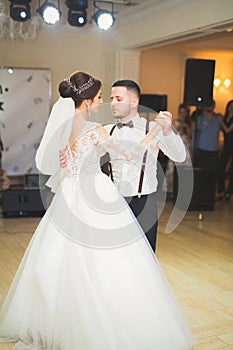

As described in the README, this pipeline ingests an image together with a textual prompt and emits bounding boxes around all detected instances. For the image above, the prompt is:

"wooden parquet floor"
[0,198,232,350]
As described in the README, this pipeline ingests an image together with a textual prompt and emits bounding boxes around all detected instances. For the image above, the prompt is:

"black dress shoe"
[218,193,225,201]
[219,193,231,201]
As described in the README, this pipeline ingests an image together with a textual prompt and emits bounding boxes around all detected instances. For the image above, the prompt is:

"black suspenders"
[108,124,117,182]
[138,119,149,197]
[108,120,150,197]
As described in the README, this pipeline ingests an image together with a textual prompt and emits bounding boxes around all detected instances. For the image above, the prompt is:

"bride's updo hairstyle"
[59,71,101,108]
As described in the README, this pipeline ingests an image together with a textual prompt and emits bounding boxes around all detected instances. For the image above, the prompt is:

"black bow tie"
[116,120,134,129]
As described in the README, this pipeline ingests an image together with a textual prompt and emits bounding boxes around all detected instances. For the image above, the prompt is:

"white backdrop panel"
[0,67,51,175]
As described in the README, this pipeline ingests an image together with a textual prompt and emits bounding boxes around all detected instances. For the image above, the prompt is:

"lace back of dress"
[66,123,104,180]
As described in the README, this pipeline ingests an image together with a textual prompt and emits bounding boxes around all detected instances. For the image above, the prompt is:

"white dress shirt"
[104,114,186,197]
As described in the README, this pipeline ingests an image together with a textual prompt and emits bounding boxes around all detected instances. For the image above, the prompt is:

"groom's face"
[110,86,134,119]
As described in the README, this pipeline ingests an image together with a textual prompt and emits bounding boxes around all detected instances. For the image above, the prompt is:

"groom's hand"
[59,148,68,168]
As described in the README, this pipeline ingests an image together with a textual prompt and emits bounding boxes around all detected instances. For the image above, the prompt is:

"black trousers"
[196,149,219,172]
[124,192,158,252]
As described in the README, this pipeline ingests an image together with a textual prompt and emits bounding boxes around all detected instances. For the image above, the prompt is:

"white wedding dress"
[0,122,195,350]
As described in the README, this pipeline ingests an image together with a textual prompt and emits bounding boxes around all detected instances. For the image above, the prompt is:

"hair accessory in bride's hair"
[65,78,94,95]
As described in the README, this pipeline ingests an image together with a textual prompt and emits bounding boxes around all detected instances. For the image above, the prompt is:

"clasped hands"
[154,111,172,136]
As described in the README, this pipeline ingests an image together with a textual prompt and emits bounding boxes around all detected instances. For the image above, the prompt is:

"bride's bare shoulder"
[95,124,109,140]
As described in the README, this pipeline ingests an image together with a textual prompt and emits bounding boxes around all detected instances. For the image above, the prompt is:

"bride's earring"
[86,101,91,117]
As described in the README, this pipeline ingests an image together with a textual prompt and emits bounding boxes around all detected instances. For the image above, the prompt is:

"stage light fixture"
[93,9,114,30]
[37,1,61,25]
[10,0,31,22]
[65,0,88,9]
[93,1,114,31]
[65,0,88,27]
[68,9,87,27]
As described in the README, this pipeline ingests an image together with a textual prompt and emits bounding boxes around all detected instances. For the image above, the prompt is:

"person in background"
[218,99,233,201]
[174,103,193,150]
[192,101,222,191]
[165,103,192,197]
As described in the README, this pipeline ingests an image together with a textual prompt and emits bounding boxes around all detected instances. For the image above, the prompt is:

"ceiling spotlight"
[65,0,88,27]
[93,9,114,30]
[65,0,88,9]
[68,9,87,27]
[93,1,114,31]
[10,0,31,22]
[37,1,61,25]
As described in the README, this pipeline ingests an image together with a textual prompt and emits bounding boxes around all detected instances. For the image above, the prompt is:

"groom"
[100,80,186,252]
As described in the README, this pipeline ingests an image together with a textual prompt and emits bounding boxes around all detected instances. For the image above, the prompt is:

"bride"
[0,71,195,349]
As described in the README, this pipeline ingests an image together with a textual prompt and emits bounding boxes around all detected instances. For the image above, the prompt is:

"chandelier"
[0,1,41,40]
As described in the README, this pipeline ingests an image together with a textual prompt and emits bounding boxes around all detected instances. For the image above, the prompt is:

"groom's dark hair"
[112,80,141,99]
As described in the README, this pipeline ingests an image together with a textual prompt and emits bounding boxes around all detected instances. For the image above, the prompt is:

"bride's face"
[90,89,103,113]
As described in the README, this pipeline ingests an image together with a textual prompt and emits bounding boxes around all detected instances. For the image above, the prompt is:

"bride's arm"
[140,111,172,146]
[140,123,162,145]
[95,124,110,141]
[95,125,138,160]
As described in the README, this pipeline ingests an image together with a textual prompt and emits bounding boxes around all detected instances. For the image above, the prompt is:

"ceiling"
[1,0,232,52]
